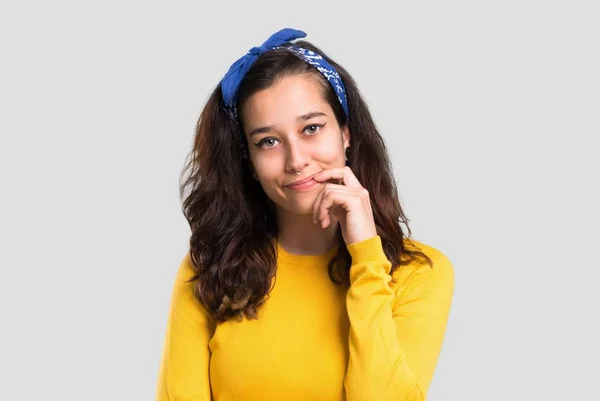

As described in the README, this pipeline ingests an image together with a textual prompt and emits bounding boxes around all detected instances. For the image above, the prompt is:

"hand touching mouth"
[285,172,320,191]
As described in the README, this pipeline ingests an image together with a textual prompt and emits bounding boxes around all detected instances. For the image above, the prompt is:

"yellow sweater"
[156,235,454,401]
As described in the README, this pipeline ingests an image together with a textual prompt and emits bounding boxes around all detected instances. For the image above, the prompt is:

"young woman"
[156,28,454,401]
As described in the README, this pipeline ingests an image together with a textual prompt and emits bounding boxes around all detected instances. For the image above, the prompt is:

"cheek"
[315,139,345,162]
[252,155,281,181]
[319,148,343,161]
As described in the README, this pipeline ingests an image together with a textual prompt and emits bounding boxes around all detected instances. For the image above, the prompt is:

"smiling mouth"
[286,172,319,187]
[286,179,318,191]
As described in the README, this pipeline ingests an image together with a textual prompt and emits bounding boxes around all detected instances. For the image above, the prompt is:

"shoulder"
[390,238,455,301]
[170,250,216,322]
[174,250,197,285]
[169,250,202,307]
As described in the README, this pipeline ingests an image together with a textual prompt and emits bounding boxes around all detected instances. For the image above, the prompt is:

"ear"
[342,125,351,148]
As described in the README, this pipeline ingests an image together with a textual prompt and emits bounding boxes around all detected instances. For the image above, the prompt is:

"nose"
[284,139,309,174]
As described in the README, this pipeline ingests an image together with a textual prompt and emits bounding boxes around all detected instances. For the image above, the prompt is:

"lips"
[286,172,318,187]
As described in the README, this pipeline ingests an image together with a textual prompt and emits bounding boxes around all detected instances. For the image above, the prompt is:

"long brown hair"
[179,40,431,323]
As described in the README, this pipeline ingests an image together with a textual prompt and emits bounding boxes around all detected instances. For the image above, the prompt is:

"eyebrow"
[247,111,327,137]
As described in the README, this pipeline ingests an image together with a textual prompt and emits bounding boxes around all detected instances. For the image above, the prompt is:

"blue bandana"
[220,28,349,123]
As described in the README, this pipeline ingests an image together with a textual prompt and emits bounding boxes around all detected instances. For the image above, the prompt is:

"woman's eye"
[254,124,324,149]
[305,123,324,135]
[255,138,279,148]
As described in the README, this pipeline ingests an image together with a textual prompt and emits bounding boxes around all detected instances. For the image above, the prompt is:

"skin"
[240,74,376,255]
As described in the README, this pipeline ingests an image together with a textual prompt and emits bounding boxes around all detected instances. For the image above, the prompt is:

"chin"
[274,197,316,216]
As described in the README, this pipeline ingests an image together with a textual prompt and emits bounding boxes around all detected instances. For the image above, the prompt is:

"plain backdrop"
[1,1,598,400]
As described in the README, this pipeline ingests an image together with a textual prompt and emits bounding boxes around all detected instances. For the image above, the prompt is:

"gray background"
[1,0,598,400]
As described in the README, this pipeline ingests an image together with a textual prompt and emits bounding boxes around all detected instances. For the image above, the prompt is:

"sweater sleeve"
[156,252,216,401]
[344,236,454,401]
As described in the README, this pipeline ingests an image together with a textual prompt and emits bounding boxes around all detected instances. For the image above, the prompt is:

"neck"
[275,207,339,255]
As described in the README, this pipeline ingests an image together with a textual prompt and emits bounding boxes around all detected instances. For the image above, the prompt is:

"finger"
[313,166,362,188]
[339,166,363,188]
[312,183,332,223]
[319,189,349,227]
[318,189,356,226]
[313,169,344,185]
[313,184,352,224]
[312,186,325,224]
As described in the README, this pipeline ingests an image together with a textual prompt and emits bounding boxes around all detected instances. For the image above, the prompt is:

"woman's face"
[240,74,350,217]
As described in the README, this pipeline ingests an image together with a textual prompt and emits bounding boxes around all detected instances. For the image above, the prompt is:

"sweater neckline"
[275,241,339,265]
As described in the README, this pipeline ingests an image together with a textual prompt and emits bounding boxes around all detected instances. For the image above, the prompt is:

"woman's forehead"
[241,75,331,125]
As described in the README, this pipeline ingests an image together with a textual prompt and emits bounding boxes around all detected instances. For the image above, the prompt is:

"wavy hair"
[179,40,432,323]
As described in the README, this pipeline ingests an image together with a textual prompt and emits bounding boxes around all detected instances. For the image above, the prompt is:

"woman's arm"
[344,236,454,401]
[156,252,215,401]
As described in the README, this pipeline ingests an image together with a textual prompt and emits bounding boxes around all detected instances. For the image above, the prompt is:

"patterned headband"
[220,28,350,123]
